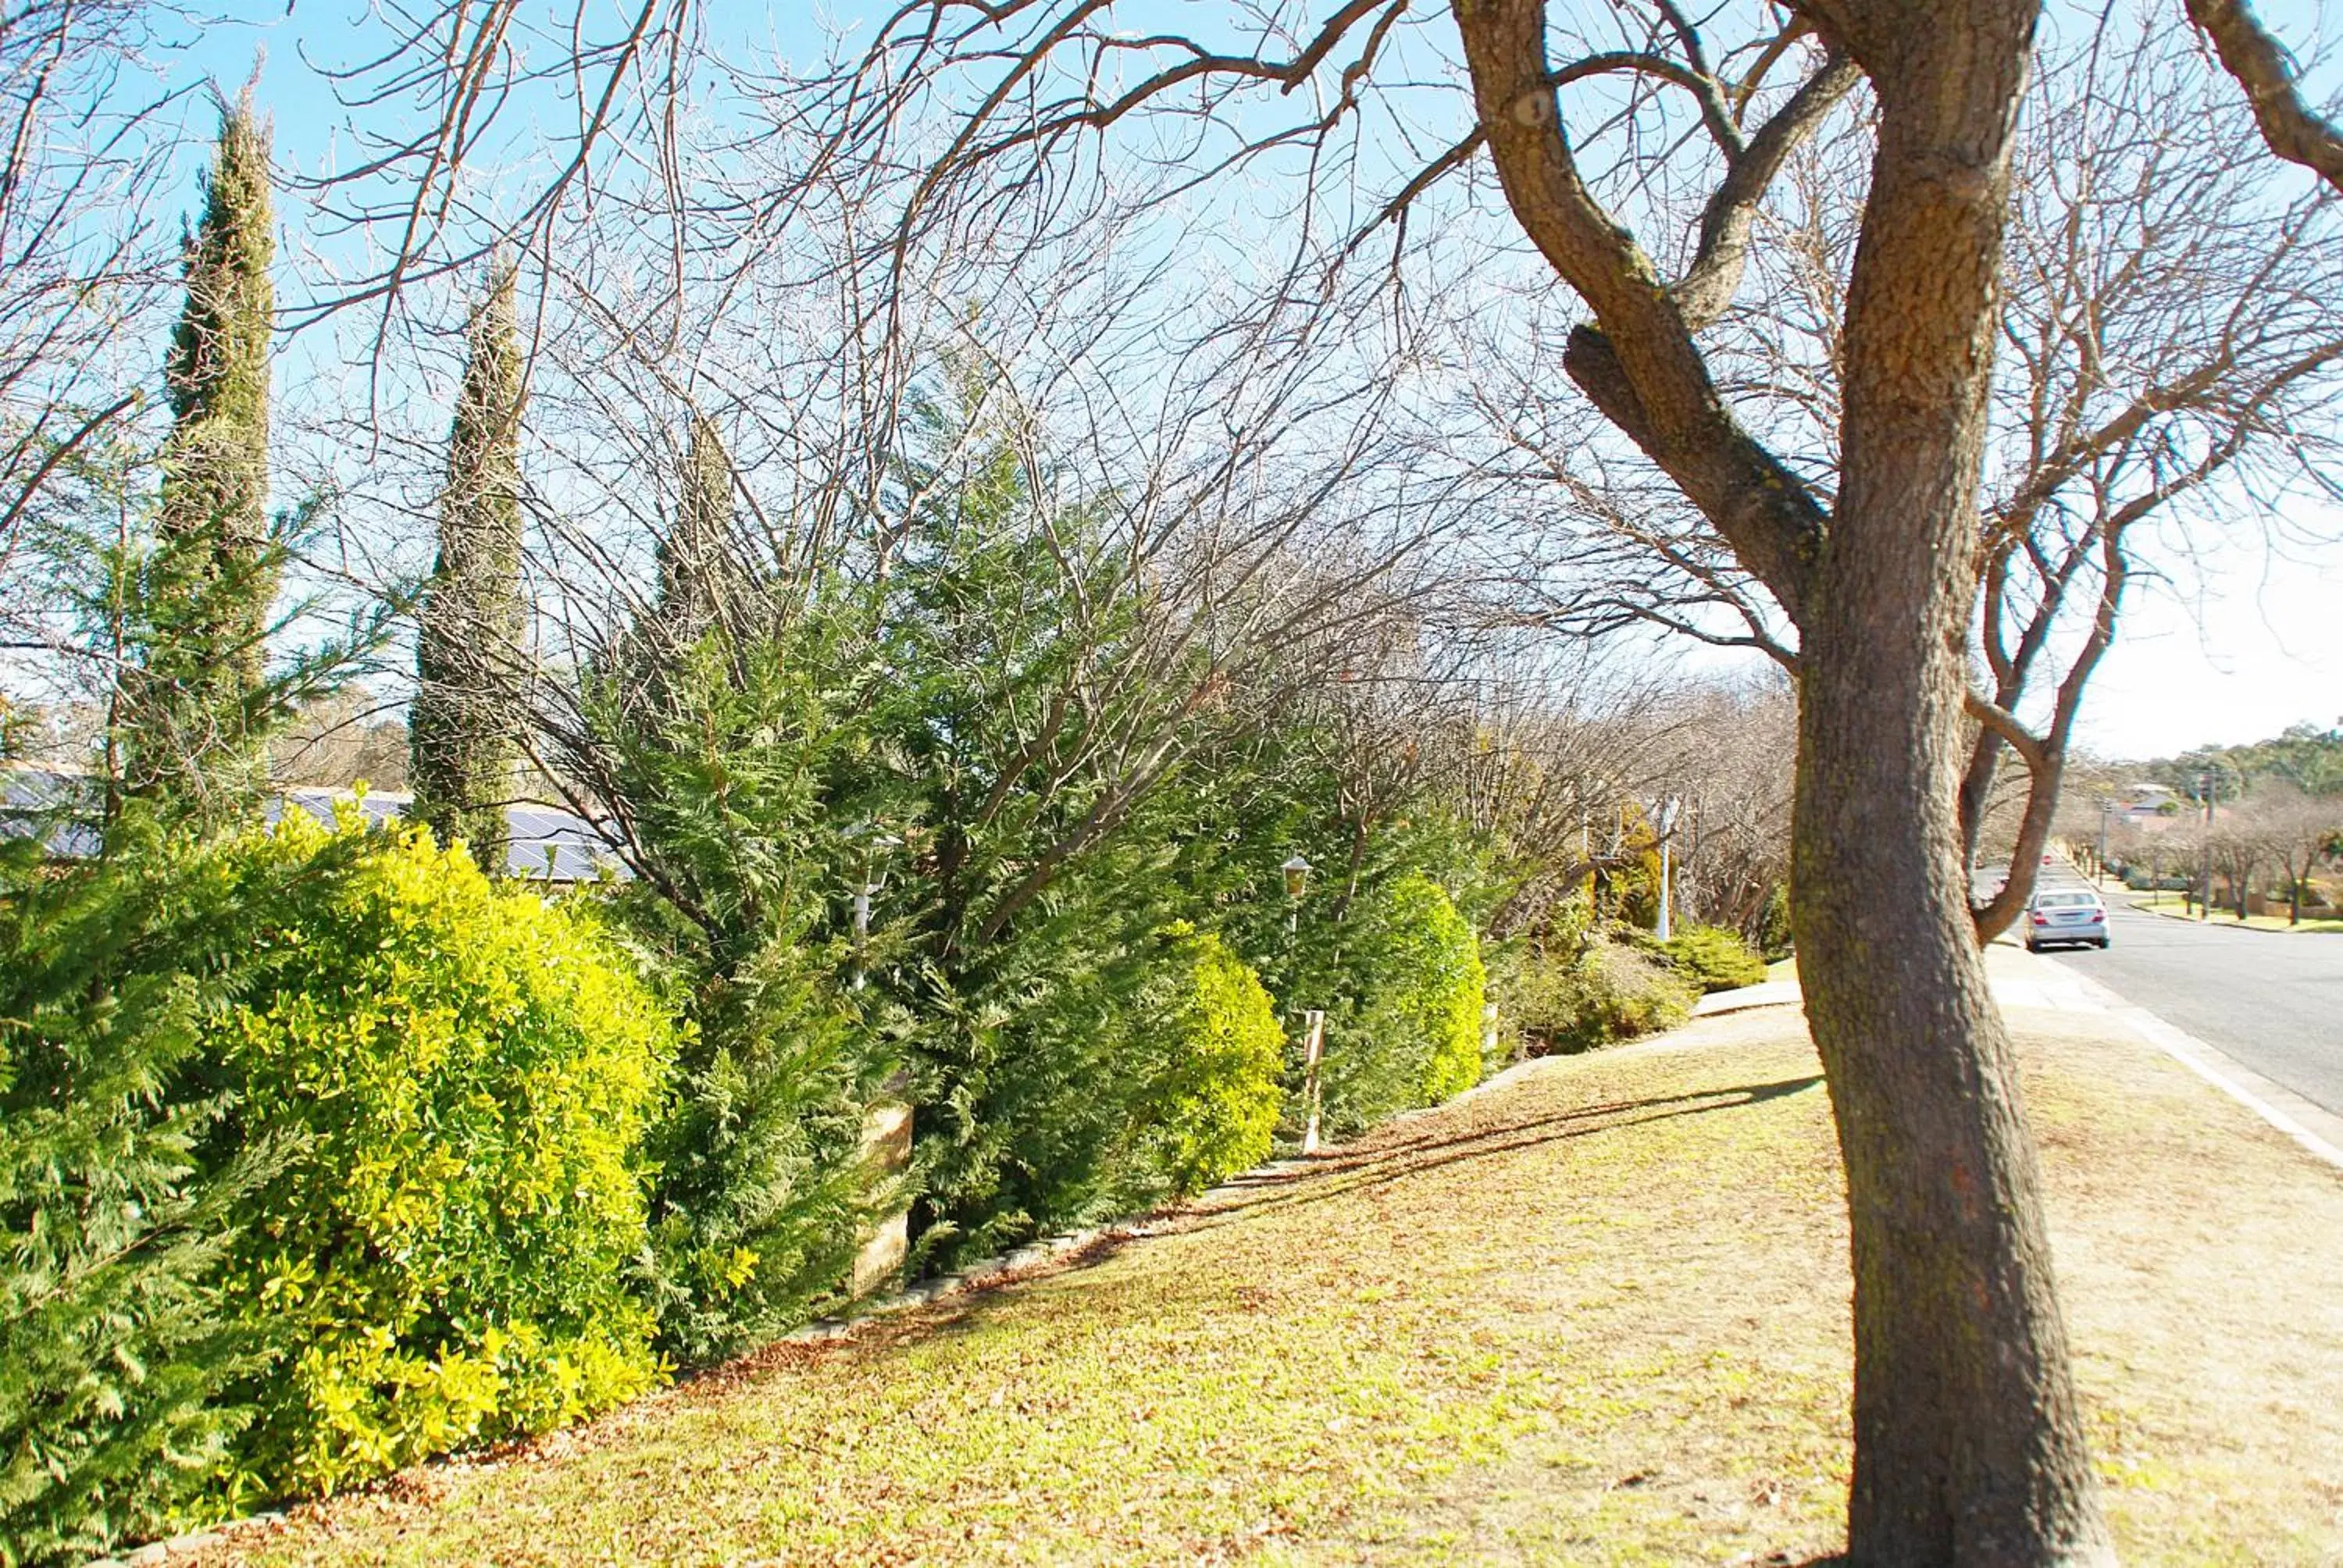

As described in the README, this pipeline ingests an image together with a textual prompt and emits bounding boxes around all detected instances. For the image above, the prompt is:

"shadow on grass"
[760,1074,1825,1367]
[1176,1074,1826,1234]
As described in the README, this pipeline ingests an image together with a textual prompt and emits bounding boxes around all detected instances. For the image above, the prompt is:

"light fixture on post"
[1282,852,1313,935]
[1652,796,1681,943]
[851,825,904,990]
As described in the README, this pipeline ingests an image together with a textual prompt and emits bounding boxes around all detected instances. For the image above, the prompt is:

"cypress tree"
[123,94,276,811]
[655,412,743,641]
[409,262,528,864]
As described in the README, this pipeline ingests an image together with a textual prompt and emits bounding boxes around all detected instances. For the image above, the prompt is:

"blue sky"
[155,0,2343,763]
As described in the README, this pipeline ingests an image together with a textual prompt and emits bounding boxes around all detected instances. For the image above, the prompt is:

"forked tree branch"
[2186,0,2343,194]
[1454,0,1831,624]
[1673,52,1861,331]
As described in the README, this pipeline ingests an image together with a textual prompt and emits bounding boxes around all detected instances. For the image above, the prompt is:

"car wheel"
[2025,941,2041,953]
[2096,939,2109,950]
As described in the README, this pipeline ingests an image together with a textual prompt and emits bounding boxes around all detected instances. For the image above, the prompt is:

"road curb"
[2117,893,2343,935]
[2053,963,2343,1174]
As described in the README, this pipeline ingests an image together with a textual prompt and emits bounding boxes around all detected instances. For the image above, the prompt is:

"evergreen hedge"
[1315,873,1487,1134]
[1,811,679,1559]
[1,833,263,1565]
[207,808,673,1502]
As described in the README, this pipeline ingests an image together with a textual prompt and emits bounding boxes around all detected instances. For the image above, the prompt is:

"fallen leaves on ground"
[193,999,2342,1566]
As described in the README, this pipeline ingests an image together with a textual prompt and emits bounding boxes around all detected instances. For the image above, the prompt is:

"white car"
[2025,889,2110,952]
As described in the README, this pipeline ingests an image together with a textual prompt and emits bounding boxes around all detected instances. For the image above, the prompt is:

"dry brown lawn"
[181,991,2343,1566]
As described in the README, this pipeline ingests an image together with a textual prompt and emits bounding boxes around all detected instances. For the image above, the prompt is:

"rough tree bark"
[1455,0,2113,1559]
[1795,8,2109,1548]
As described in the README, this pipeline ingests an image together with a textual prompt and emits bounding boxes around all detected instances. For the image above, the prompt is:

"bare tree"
[1653,679,1796,939]
[1956,33,2343,937]
[473,202,1503,953]
[0,9,204,751]
[1476,22,2343,943]
[2206,804,2266,919]
[2242,782,2340,924]
[0,5,190,554]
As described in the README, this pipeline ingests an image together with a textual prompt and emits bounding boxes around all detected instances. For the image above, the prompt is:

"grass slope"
[196,1001,2342,1566]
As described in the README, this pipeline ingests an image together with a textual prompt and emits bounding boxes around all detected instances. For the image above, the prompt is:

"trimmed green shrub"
[929,913,1286,1258]
[1496,937,1696,1057]
[1124,926,1285,1198]
[0,832,268,1565]
[1655,922,1768,993]
[1316,873,1487,1133]
[1560,942,1696,1051]
[1484,938,1585,1059]
[206,807,674,1502]
[580,629,897,1363]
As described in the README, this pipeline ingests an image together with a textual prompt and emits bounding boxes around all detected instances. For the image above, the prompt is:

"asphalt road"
[2006,864,2343,1117]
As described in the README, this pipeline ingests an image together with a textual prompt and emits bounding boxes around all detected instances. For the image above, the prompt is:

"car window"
[2032,893,2095,908]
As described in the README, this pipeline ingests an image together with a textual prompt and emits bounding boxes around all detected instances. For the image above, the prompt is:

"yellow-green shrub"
[1318,874,1487,1131]
[1646,921,1769,993]
[1132,926,1285,1197]
[205,808,674,1502]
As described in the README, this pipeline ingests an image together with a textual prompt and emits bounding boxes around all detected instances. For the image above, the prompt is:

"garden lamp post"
[1652,796,1681,942]
[1280,852,1327,1154]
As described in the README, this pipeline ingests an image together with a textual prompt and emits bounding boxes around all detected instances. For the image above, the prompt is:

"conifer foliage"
[0,831,269,1565]
[121,95,276,813]
[657,414,744,643]
[410,262,529,862]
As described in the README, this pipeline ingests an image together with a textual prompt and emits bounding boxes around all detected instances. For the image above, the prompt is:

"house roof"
[0,768,629,883]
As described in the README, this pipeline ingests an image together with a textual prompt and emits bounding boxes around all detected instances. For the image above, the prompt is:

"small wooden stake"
[1300,1009,1327,1156]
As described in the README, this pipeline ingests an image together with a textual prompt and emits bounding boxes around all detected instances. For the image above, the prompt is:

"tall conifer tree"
[123,94,276,810]
[409,262,528,863]
[655,412,742,640]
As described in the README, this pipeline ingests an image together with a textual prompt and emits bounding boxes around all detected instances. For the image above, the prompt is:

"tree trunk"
[1793,9,2114,1557]
[1796,625,2111,1566]
[1450,0,2113,1553]
[1957,729,2001,871]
